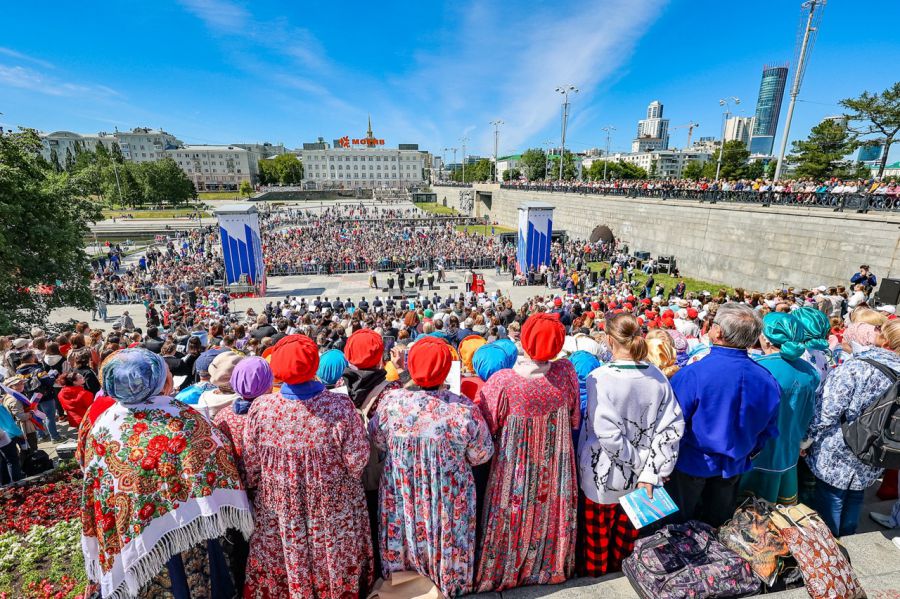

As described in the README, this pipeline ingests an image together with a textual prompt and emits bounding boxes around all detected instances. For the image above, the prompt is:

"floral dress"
[368,389,493,598]
[475,360,580,592]
[242,390,373,598]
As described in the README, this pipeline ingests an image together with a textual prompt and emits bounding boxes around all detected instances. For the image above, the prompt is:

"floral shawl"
[77,396,253,598]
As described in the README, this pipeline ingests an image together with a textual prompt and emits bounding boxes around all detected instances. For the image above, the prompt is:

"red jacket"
[57,385,95,428]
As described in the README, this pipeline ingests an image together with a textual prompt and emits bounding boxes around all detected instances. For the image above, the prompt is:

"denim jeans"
[814,477,865,537]
[0,442,23,485]
[38,399,61,440]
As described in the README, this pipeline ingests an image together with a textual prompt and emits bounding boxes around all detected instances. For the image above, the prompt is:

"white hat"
[816,285,828,292]
[878,305,897,314]
[12,338,29,349]
[691,300,702,308]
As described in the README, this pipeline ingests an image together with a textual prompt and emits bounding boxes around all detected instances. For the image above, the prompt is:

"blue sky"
[2,0,898,160]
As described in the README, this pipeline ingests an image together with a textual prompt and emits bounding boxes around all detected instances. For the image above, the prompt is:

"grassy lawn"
[455,224,515,235]
[102,208,210,219]
[413,202,459,216]
[588,261,735,296]
[199,191,245,200]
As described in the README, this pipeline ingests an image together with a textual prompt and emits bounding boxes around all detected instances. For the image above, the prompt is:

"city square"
[4,1,900,598]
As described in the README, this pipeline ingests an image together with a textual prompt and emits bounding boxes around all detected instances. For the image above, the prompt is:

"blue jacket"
[671,345,781,478]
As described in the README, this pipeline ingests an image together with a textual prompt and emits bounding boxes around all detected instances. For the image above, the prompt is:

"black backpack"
[21,449,54,477]
[841,358,900,468]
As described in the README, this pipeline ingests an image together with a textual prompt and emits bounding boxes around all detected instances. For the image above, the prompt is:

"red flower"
[92,440,106,456]
[138,502,155,520]
[167,419,185,432]
[101,514,116,532]
[134,411,147,419]
[147,434,169,455]
[205,471,216,485]
[140,455,159,471]
[167,435,187,454]
[132,422,148,434]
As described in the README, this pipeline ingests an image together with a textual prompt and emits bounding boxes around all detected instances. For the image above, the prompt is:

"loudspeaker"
[876,278,900,306]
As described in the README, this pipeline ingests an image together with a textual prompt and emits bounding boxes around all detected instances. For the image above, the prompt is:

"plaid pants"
[581,495,638,577]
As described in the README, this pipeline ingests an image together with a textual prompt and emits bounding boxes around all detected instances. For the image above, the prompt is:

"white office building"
[632,100,670,152]
[166,145,259,191]
[724,116,753,147]
[113,128,181,163]
[495,154,523,181]
[299,146,426,189]
[610,149,711,179]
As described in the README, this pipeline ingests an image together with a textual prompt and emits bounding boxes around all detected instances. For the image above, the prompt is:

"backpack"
[840,358,900,468]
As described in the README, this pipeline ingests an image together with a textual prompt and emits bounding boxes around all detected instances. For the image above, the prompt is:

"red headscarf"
[269,335,319,384]
[521,312,565,361]
[345,329,384,369]
[408,336,452,388]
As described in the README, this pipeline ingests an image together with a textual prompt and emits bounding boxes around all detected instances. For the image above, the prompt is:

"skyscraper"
[749,64,788,155]
[632,100,670,152]
[724,116,753,147]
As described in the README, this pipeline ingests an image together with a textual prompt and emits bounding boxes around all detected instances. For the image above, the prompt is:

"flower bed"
[0,464,91,598]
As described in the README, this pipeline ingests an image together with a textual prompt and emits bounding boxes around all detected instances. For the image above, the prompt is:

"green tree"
[745,159,765,179]
[586,160,647,180]
[64,147,75,171]
[139,158,196,206]
[239,180,254,198]
[271,153,304,184]
[682,160,704,181]
[789,119,857,180]
[502,168,521,181]
[110,142,125,164]
[766,160,778,179]
[95,142,110,163]
[257,159,276,185]
[548,151,577,180]
[701,140,751,179]
[519,148,547,181]
[841,82,900,179]
[49,148,61,172]
[649,158,658,179]
[0,129,102,333]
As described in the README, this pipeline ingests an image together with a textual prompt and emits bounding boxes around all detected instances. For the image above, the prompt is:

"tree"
[49,148,61,172]
[271,153,303,184]
[110,141,125,164]
[502,168,521,182]
[257,159,276,185]
[239,180,253,198]
[64,147,75,171]
[701,140,751,180]
[586,160,647,180]
[682,160,704,181]
[841,81,900,179]
[139,158,196,206]
[0,129,102,333]
[548,151,578,180]
[519,148,547,181]
[786,118,858,180]
[95,142,110,163]
[649,158,658,179]
[766,160,778,179]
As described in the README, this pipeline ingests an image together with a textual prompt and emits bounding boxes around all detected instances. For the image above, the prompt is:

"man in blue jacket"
[665,303,780,527]
[850,265,877,292]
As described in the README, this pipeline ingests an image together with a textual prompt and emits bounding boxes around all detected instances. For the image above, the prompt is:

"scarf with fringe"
[77,396,253,599]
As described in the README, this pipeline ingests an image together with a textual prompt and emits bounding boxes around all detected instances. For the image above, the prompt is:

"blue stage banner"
[215,204,265,292]
[517,203,554,274]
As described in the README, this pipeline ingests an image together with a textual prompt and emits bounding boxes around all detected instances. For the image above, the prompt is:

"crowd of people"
[2,249,898,597]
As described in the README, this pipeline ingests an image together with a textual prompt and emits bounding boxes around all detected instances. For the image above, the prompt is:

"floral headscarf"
[99,348,167,404]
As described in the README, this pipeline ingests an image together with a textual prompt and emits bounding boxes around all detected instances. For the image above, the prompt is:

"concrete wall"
[443,184,900,292]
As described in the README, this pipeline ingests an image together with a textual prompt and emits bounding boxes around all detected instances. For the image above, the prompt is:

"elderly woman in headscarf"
[476,313,580,592]
[461,341,517,402]
[241,335,373,598]
[317,349,349,391]
[795,306,834,382]
[739,313,820,504]
[77,348,252,599]
[214,356,273,473]
[197,350,244,419]
[369,336,493,597]
[459,334,487,378]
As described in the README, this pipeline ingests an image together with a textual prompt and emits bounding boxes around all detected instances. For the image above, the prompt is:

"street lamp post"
[715,97,740,182]
[555,85,578,181]
[601,125,616,180]
[442,147,452,182]
[489,120,504,182]
[543,141,554,181]
[460,136,469,183]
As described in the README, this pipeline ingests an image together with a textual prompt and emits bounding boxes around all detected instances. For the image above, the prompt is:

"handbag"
[718,498,791,587]
[366,571,445,599]
[622,520,760,599]
[769,504,866,599]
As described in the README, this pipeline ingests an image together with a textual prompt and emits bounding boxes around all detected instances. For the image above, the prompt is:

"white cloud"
[0,47,54,70]
[178,0,249,32]
[0,64,120,100]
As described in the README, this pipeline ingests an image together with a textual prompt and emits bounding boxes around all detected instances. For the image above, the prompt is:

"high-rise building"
[749,64,788,155]
[858,142,883,163]
[724,116,753,147]
[632,100,670,152]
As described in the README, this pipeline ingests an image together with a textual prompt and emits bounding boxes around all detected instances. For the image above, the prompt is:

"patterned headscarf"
[100,348,167,404]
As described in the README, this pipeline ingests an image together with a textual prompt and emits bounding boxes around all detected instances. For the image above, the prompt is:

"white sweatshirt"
[578,360,685,504]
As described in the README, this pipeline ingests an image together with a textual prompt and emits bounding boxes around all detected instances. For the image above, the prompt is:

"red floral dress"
[475,360,580,592]
[242,390,373,598]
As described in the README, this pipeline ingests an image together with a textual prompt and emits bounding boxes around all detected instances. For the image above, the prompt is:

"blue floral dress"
[368,389,493,597]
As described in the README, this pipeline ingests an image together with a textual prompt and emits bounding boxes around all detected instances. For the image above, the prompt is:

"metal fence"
[433,182,473,188]
[266,256,499,277]
[499,184,899,213]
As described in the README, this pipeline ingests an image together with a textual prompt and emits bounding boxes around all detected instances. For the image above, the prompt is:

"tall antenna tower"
[773,0,826,182]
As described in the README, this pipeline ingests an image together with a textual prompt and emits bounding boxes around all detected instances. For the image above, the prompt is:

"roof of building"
[174,145,249,152]
[498,154,522,161]
[214,203,258,215]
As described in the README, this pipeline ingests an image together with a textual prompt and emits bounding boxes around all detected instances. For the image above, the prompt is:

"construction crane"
[671,122,700,149]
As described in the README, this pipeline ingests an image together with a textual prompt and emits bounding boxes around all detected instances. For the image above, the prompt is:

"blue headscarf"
[794,306,831,351]
[569,350,602,383]
[317,349,349,387]
[762,312,806,361]
[472,342,517,382]
[100,348,168,404]
[493,338,519,362]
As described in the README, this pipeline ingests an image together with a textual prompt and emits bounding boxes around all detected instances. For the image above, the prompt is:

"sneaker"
[869,511,897,529]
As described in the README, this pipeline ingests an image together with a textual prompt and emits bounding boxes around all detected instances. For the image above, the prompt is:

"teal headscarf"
[473,342,517,381]
[762,312,806,361]
[100,347,168,404]
[316,349,349,387]
[794,306,830,351]
[494,338,518,362]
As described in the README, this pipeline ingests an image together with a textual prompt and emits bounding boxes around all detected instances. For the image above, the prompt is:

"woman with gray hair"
[663,303,782,527]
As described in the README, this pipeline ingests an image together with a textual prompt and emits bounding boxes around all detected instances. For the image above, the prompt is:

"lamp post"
[543,140,554,181]
[600,125,616,180]
[555,85,578,181]
[442,147,452,181]
[460,136,469,183]
[715,97,740,182]
[490,120,504,182]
